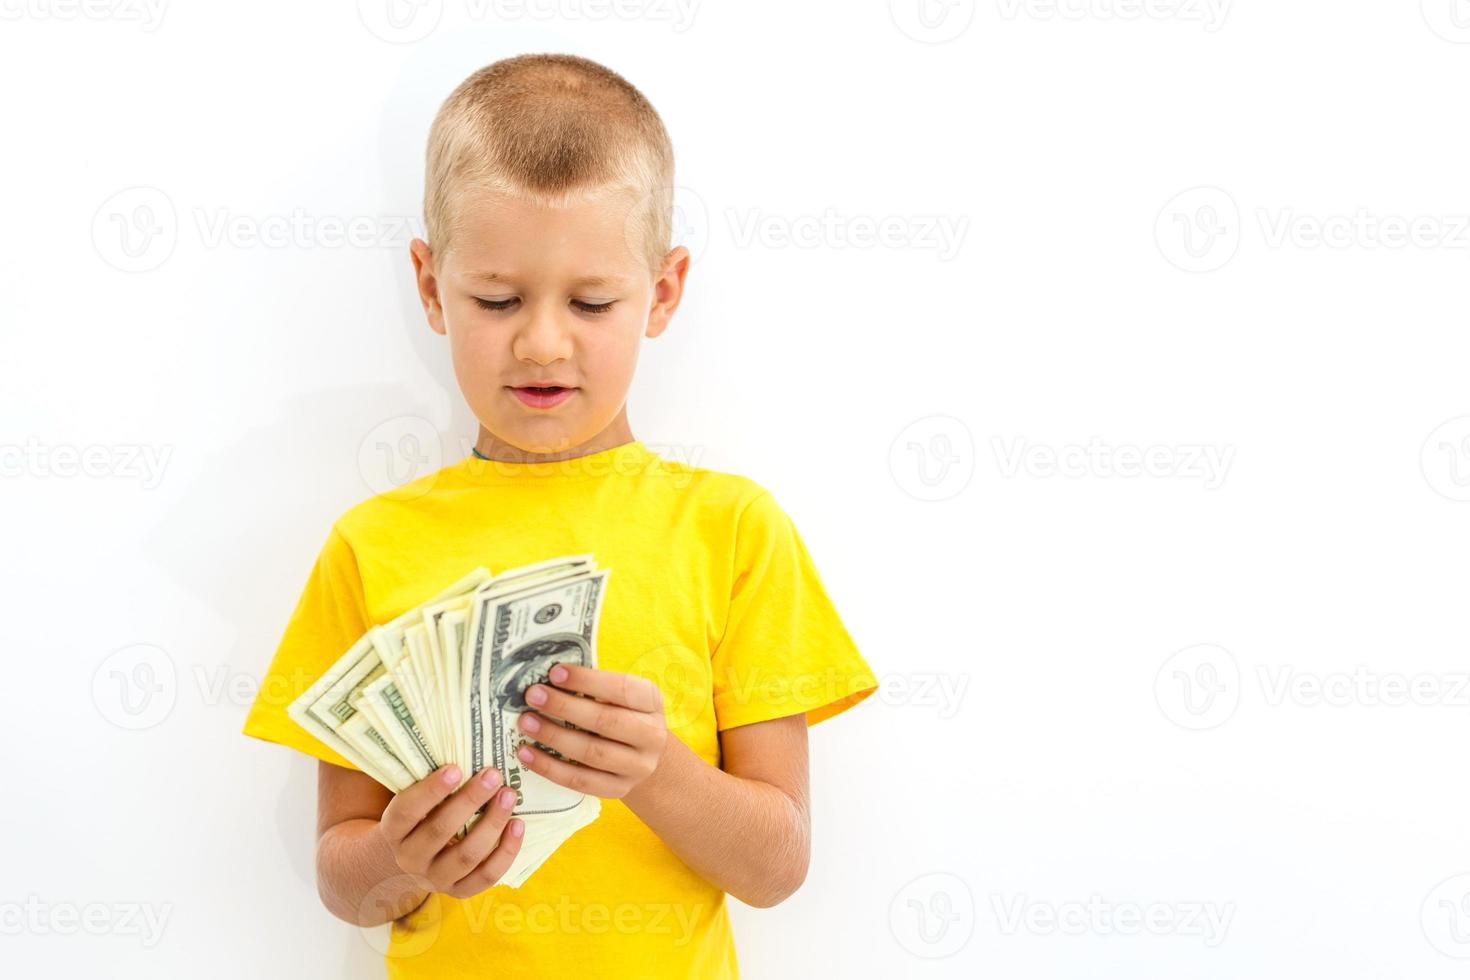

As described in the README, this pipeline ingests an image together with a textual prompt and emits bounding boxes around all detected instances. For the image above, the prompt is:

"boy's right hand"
[377,765,526,899]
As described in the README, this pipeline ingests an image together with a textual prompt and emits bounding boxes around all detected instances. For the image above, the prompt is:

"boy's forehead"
[447,188,643,280]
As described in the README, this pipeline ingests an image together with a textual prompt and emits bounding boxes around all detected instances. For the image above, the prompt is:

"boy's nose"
[512,307,575,363]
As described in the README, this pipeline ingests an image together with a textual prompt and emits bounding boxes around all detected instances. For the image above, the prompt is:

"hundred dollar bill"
[287,568,491,785]
[464,567,611,817]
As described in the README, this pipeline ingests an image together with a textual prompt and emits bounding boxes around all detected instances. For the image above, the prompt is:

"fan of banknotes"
[287,554,611,889]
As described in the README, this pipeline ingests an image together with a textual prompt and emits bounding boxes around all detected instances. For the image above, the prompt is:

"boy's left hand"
[514,663,668,799]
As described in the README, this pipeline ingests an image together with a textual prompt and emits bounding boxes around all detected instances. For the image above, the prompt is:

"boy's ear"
[646,245,691,340]
[409,238,447,336]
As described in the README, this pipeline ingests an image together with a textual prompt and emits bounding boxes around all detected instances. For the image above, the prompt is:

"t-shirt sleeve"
[241,522,370,771]
[711,489,878,731]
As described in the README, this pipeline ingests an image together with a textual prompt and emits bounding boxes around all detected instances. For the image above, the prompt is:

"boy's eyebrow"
[466,271,630,288]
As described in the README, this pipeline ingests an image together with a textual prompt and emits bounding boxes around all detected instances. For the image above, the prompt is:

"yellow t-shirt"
[241,439,878,979]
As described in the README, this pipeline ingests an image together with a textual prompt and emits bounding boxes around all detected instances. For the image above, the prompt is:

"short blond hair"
[423,53,675,279]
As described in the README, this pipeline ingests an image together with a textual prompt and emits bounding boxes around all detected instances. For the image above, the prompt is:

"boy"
[242,53,877,978]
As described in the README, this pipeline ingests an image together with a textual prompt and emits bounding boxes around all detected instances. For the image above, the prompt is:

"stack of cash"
[288,555,611,889]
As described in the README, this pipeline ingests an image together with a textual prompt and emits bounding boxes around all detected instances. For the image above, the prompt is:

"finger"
[427,783,518,885]
[515,740,624,797]
[518,711,643,774]
[380,765,462,845]
[447,818,527,899]
[542,663,664,714]
[523,683,658,747]
[399,767,503,865]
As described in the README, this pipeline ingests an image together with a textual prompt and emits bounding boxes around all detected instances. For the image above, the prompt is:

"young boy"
[242,53,877,978]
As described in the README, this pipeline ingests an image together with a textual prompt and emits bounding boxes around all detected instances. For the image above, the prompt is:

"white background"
[4,1,1470,977]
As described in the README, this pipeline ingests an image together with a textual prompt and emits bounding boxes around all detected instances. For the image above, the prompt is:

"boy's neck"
[471,420,637,464]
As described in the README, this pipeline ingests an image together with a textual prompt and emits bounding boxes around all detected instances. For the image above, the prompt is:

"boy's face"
[410,187,688,458]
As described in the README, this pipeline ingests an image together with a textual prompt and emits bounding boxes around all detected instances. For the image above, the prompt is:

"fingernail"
[517,745,534,765]
[550,665,568,684]
[520,714,540,733]
[443,766,461,786]
[527,686,547,705]
[510,819,525,838]
[479,768,501,790]
[499,788,517,809]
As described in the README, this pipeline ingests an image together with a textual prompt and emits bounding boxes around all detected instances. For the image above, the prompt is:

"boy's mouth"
[508,384,577,409]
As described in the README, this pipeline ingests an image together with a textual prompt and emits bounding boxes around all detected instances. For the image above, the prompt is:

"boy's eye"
[472,297,616,315]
